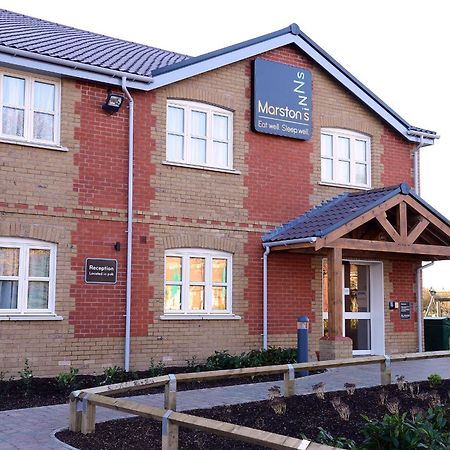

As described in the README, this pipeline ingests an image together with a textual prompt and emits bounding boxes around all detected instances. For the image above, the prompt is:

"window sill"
[0,314,63,321]
[162,160,241,175]
[0,137,68,152]
[318,181,371,191]
[160,314,241,321]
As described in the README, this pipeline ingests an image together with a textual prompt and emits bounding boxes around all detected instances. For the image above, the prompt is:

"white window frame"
[166,100,233,170]
[0,237,57,317]
[320,128,371,189]
[0,70,61,146]
[163,248,233,317]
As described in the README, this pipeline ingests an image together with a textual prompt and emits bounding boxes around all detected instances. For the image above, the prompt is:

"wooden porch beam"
[327,247,343,337]
[407,218,429,244]
[399,202,408,243]
[375,212,401,242]
[331,238,450,257]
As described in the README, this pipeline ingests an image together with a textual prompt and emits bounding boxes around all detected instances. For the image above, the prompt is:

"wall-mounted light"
[102,91,125,113]
[114,242,121,251]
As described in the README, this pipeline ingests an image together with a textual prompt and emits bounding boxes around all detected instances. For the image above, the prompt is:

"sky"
[1,0,449,289]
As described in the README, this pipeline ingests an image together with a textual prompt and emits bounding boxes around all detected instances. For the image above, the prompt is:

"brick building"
[1,10,449,376]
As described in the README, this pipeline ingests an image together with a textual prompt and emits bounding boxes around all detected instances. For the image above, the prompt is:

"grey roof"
[0,9,189,76]
[263,184,407,243]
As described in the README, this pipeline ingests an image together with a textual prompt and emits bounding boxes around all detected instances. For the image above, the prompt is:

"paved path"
[0,357,448,449]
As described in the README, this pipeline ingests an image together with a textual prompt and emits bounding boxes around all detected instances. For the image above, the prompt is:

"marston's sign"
[85,258,117,284]
[253,58,312,140]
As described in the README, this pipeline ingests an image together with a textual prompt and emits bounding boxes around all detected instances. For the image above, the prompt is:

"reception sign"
[253,58,312,140]
[85,258,117,284]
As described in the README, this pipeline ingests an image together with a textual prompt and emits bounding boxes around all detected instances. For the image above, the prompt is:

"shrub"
[148,358,166,377]
[315,428,356,449]
[204,350,240,371]
[18,359,33,394]
[101,366,126,385]
[428,373,443,388]
[56,367,79,391]
[361,405,449,449]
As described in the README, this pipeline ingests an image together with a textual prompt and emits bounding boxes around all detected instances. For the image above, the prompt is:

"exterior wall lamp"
[102,91,125,113]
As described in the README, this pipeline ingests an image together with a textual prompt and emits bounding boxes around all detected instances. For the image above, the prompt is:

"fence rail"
[69,350,449,449]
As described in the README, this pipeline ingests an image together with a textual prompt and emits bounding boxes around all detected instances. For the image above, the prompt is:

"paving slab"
[0,357,448,449]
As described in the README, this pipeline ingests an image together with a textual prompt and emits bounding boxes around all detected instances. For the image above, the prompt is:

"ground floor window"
[0,237,56,315]
[164,248,232,315]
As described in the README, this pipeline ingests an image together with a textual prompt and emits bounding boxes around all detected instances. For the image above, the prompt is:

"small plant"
[428,373,442,388]
[427,390,442,408]
[386,397,400,415]
[56,367,79,391]
[267,385,281,400]
[335,401,351,421]
[267,385,286,415]
[330,396,341,409]
[396,375,407,391]
[18,359,33,394]
[344,382,356,395]
[312,382,325,400]
[148,358,166,377]
[379,389,388,405]
[315,428,356,449]
[186,356,199,371]
[101,365,126,385]
[408,382,420,398]
[409,406,424,418]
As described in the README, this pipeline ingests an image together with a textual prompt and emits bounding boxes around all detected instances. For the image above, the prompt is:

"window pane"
[189,285,204,310]
[355,163,368,185]
[191,111,207,137]
[167,106,184,134]
[0,280,18,309]
[164,285,181,310]
[34,82,55,112]
[191,138,206,164]
[189,257,205,282]
[355,139,367,161]
[33,113,54,141]
[212,286,227,310]
[337,137,350,159]
[2,107,24,137]
[321,158,333,181]
[213,142,228,167]
[29,249,50,277]
[321,134,333,157]
[166,256,182,282]
[0,247,19,276]
[3,76,25,106]
[167,134,184,161]
[213,115,228,141]
[212,259,227,283]
[337,160,350,183]
[27,281,49,309]
[345,319,371,351]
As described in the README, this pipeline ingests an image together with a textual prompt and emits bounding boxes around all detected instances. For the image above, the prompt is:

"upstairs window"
[0,72,60,145]
[166,100,233,170]
[164,249,232,315]
[0,238,57,315]
[321,128,371,188]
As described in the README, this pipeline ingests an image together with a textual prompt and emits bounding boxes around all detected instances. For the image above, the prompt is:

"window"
[0,71,60,145]
[164,249,232,315]
[0,238,57,316]
[166,100,233,170]
[321,129,370,188]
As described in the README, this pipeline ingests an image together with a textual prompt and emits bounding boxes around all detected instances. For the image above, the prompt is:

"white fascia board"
[0,53,150,90]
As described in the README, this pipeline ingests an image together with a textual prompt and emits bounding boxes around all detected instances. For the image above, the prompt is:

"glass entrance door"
[344,263,371,355]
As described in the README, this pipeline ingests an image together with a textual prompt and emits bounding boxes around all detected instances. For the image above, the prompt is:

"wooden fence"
[68,350,449,449]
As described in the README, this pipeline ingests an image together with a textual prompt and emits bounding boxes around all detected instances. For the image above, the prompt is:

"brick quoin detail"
[267,252,315,335]
[389,259,417,332]
[381,126,414,186]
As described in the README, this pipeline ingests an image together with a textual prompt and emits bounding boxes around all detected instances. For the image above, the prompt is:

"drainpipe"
[121,77,134,372]
[407,130,440,194]
[416,261,434,352]
[262,237,317,350]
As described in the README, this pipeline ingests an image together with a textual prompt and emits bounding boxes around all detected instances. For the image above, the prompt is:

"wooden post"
[164,374,177,411]
[380,355,392,386]
[80,396,96,434]
[161,410,178,450]
[327,247,343,337]
[69,396,82,432]
[283,364,295,397]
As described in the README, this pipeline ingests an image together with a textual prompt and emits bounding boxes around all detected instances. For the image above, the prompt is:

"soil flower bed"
[56,379,449,449]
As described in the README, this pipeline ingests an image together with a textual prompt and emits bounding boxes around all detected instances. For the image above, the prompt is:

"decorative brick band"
[0,221,65,243]
[319,114,374,137]
[162,232,238,254]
